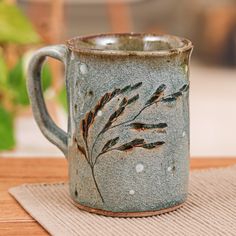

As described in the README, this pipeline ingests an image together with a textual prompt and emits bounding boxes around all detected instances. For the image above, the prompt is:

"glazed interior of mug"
[67,33,192,54]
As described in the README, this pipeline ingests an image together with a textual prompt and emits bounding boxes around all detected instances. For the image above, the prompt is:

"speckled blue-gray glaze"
[28,33,193,216]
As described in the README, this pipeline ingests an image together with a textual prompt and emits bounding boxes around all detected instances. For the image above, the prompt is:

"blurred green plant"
[0,1,40,44]
[8,58,52,106]
[58,87,68,111]
[0,1,67,151]
[0,1,45,151]
[0,104,15,150]
[0,50,53,151]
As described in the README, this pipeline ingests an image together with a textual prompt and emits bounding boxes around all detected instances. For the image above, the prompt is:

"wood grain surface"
[0,157,236,235]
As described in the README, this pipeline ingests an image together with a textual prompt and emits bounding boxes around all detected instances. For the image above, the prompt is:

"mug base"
[72,200,185,218]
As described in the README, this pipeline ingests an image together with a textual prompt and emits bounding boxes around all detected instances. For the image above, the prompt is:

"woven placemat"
[9,165,236,236]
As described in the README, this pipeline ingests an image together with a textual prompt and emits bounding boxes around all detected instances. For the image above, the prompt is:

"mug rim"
[66,32,193,56]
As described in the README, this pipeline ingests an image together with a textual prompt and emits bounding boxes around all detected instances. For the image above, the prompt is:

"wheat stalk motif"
[75,82,189,202]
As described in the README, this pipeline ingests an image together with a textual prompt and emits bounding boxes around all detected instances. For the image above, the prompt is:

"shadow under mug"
[27,33,193,217]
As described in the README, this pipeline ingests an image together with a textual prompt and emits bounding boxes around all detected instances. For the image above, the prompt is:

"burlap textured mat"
[9,165,236,236]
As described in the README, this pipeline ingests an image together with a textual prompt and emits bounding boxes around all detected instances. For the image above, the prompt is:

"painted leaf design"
[161,83,189,103]
[93,82,142,117]
[119,97,128,107]
[93,82,141,118]
[94,87,120,117]
[94,104,101,116]
[102,137,119,152]
[119,94,139,108]
[127,94,139,105]
[109,106,125,122]
[154,84,167,94]
[111,88,121,98]
[100,93,111,107]
[82,119,87,139]
[77,143,86,157]
[86,111,94,128]
[77,143,86,156]
[130,82,142,90]
[120,85,131,93]
[162,91,183,103]
[77,81,174,203]
[161,96,176,103]
[172,91,182,98]
[74,137,86,156]
[116,139,145,151]
[129,122,167,130]
[94,93,110,116]
[102,121,112,133]
[179,84,189,93]
[81,111,94,139]
[119,82,142,94]
[101,106,125,133]
[142,141,165,149]
[145,84,166,106]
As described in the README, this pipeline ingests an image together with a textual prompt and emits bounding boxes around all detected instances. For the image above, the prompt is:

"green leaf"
[0,105,15,150]
[41,63,52,91]
[7,58,52,106]
[0,2,40,44]
[0,53,7,85]
[58,87,67,111]
[0,52,13,106]
[8,58,29,106]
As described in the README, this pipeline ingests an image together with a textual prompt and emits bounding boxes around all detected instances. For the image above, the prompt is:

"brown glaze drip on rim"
[66,33,193,56]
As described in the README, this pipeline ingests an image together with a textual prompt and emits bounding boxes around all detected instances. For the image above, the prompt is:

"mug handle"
[27,45,69,157]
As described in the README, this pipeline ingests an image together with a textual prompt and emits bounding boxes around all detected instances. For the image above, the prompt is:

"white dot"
[80,64,88,75]
[71,52,75,60]
[167,166,172,172]
[135,164,144,173]
[185,65,188,73]
[182,131,186,137]
[129,190,135,195]
[97,110,102,116]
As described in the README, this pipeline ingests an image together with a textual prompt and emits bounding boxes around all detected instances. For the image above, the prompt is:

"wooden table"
[1,158,236,235]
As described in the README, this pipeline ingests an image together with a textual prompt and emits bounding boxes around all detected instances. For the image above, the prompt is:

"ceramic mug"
[28,33,193,217]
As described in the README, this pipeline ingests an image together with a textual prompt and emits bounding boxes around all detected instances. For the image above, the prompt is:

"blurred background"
[0,0,235,158]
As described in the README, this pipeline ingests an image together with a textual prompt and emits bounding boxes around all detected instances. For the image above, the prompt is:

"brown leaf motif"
[142,141,165,149]
[161,84,189,103]
[102,137,119,152]
[127,94,139,105]
[101,106,125,133]
[129,122,167,131]
[76,81,188,203]
[116,139,145,151]
[145,84,166,106]
[115,139,165,151]
[82,119,87,139]
[130,82,142,90]
[74,137,87,156]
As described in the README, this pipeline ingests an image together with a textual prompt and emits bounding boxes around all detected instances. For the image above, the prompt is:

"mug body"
[66,34,193,216]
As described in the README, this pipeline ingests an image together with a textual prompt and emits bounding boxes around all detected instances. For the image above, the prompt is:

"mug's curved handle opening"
[27,45,69,157]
